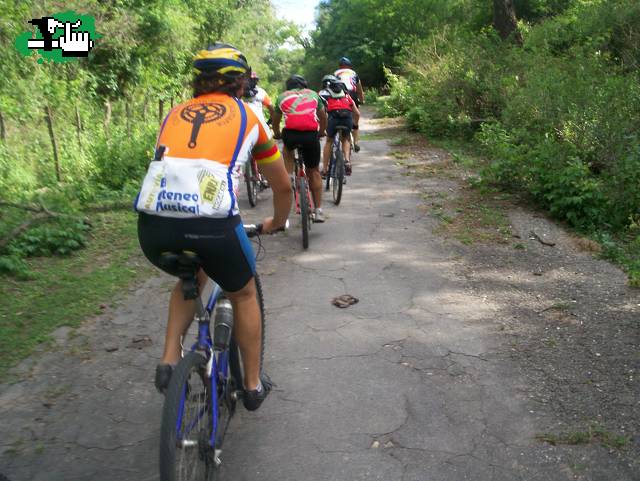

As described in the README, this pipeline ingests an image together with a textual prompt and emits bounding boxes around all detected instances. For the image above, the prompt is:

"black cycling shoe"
[154,364,174,394]
[354,143,361,152]
[345,161,352,176]
[243,374,273,411]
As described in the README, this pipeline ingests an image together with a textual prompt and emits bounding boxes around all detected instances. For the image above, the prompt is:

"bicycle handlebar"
[244,220,289,238]
[244,224,263,238]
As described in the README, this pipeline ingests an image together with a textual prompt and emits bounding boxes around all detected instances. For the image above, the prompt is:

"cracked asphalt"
[0,110,635,480]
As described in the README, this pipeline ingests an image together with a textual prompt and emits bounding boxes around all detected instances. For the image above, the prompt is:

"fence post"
[0,110,6,141]
[158,98,164,125]
[104,100,112,135]
[44,105,61,182]
[142,95,148,122]
[75,104,82,147]
[126,98,132,135]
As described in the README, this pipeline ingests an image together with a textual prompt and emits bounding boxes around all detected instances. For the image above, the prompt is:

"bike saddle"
[158,251,202,300]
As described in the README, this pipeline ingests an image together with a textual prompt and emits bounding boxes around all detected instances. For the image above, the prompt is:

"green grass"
[389,135,411,146]
[0,211,153,381]
[360,131,392,141]
[536,424,632,449]
[414,132,640,287]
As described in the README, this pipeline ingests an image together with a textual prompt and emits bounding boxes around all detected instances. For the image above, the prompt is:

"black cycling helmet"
[193,43,250,77]
[286,74,307,90]
[322,74,339,89]
[329,79,345,94]
[339,56,353,67]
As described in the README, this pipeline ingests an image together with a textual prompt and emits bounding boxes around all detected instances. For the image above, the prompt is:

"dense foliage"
[307,0,639,281]
[0,0,304,275]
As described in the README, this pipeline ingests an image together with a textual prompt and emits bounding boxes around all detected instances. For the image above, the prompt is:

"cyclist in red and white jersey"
[272,75,328,222]
[334,57,364,151]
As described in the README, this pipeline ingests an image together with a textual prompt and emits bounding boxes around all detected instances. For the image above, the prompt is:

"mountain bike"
[292,146,315,250]
[324,126,352,206]
[158,224,265,481]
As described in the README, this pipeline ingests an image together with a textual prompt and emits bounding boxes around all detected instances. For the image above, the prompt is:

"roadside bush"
[386,29,513,138]
[386,1,640,234]
[91,124,157,190]
[8,219,89,258]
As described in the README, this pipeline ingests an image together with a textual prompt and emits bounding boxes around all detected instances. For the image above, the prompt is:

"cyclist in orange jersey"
[135,43,291,411]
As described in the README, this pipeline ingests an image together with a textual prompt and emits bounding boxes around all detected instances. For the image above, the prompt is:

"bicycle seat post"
[158,251,209,323]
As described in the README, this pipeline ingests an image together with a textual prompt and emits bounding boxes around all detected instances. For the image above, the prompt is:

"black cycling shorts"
[282,129,321,169]
[137,213,255,293]
[327,111,353,138]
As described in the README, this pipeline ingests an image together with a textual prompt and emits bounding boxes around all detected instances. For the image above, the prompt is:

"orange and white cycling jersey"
[135,93,280,219]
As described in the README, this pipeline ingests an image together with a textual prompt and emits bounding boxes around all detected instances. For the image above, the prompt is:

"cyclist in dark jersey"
[320,75,360,176]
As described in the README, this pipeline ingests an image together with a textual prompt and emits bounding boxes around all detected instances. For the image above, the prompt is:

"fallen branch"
[0,212,51,250]
[85,202,133,213]
[0,200,132,214]
[0,201,50,214]
[0,201,90,251]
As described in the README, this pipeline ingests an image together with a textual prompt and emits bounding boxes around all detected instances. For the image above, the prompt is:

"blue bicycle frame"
[176,282,229,451]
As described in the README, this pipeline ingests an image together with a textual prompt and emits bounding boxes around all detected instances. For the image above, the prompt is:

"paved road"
[1,112,574,480]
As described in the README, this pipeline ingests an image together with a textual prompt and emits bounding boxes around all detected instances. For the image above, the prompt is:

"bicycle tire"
[299,177,310,249]
[332,147,344,205]
[245,162,258,208]
[325,147,334,192]
[159,351,213,481]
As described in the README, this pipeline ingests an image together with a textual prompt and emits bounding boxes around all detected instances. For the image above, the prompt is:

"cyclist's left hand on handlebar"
[319,131,327,138]
[261,217,288,234]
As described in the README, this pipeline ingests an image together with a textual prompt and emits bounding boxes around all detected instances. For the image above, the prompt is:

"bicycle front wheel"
[298,177,310,249]
[159,352,214,481]
[332,147,344,205]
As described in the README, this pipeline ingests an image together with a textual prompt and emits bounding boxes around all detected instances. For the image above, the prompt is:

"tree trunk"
[44,105,61,182]
[493,0,523,45]
[0,110,6,141]
[104,100,112,135]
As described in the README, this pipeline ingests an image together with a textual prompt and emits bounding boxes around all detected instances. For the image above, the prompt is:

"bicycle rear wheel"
[160,351,214,481]
[298,177,310,249]
[332,147,344,205]
[325,148,334,192]
[245,162,259,207]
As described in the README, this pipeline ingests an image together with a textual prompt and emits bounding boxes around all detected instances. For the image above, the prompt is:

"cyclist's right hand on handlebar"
[273,132,282,140]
